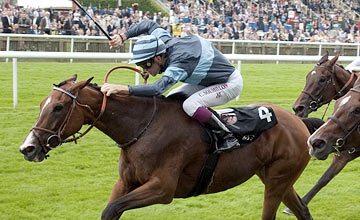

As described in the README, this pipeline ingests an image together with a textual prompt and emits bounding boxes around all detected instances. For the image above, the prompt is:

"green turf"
[0,62,359,220]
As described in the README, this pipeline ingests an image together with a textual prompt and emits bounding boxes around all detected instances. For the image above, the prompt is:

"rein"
[328,87,360,155]
[116,96,157,148]
[32,66,147,153]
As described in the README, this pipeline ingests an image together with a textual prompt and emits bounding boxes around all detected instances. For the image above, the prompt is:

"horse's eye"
[53,105,63,112]
[353,107,360,115]
[319,77,327,83]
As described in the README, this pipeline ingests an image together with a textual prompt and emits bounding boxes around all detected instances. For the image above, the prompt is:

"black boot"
[204,113,240,152]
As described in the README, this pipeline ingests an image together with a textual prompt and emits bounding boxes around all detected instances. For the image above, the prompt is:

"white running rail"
[0,51,358,108]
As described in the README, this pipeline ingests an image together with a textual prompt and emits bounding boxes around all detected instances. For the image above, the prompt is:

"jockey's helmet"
[129,35,166,64]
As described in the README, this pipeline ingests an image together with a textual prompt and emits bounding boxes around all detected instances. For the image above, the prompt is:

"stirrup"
[216,134,240,152]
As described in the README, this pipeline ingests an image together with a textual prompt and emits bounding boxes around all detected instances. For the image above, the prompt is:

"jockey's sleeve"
[128,76,177,96]
[126,20,172,43]
[126,20,161,39]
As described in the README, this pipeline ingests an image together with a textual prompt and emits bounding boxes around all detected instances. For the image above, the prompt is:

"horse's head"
[293,52,339,117]
[308,77,360,160]
[19,75,94,162]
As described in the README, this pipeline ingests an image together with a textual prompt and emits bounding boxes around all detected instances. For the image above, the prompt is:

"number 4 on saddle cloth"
[215,106,278,144]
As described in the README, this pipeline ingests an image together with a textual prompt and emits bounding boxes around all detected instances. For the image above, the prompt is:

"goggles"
[137,59,154,69]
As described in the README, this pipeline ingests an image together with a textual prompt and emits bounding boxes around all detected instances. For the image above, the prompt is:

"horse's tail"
[301,117,325,134]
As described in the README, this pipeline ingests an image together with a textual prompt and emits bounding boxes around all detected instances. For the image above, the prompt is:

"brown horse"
[308,77,360,160]
[287,53,360,214]
[293,53,358,118]
[20,75,317,220]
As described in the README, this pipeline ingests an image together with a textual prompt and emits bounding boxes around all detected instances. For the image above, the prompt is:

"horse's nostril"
[294,105,305,113]
[23,146,35,154]
[312,139,326,149]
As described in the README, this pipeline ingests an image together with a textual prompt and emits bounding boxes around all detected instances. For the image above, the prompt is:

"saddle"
[167,92,278,143]
[215,105,278,145]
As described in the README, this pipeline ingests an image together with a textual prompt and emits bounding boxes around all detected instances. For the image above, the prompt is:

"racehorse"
[286,53,360,214]
[19,75,319,220]
[308,77,360,161]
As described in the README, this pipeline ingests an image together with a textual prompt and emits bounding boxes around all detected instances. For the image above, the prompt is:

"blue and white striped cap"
[129,35,167,64]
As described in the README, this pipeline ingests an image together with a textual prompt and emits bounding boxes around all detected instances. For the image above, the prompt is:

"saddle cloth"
[215,106,278,144]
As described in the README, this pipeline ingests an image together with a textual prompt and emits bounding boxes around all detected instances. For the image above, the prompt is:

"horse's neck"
[96,95,173,145]
[334,65,355,88]
[79,87,194,147]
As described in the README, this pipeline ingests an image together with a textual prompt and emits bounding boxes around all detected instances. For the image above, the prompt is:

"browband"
[53,87,77,99]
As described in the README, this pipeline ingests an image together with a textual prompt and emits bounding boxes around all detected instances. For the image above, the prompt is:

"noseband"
[302,65,358,111]
[328,87,360,155]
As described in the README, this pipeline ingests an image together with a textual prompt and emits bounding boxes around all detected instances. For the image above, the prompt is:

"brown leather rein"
[31,66,145,155]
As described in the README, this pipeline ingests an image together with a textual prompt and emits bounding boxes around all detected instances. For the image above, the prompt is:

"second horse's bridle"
[302,65,358,111]
[327,87,360,155]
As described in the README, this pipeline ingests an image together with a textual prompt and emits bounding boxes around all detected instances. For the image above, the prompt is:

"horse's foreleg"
[282,187,312,220]
[108,178,129,204]
[283,151,360,215]
[101,176,176,220]
[301,151,360,205]
[262,184,283,220]
[259,155,309,220]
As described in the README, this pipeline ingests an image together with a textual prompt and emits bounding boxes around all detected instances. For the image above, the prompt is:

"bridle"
[328,87,360,155]
[31,86,99,154]
[30,66,152,156]
[302,65,358,113]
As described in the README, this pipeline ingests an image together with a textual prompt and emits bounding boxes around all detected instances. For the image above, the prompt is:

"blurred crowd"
[1,0,360,43]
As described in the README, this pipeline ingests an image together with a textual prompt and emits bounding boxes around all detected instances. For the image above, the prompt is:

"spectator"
[39,12,51,34]
[1,10,12,33]
[63,14,72,35]
[50,18,58,35]
[1,0,359,42]
[17,12,31,34]
[29,24,40,34]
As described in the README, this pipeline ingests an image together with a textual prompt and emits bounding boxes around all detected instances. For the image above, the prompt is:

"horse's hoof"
[101,213,121,220]
[101,207,122,220]
[282,208,294,215]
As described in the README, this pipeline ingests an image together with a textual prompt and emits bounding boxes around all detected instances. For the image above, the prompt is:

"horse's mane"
[301,117,325,134]
[336,63,346,71]
[88,83,101,91]
[53,80,68,88]
[317,59,348,74]
[54,76,101,90]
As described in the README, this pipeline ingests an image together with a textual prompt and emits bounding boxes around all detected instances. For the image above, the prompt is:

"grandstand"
[0,0,359,43]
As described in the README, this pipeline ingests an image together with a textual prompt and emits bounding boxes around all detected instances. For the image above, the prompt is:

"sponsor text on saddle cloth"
[216,106,278,144]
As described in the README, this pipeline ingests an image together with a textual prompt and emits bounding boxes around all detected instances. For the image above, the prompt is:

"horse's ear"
[65,74,78,82]
[327,54,339,67]
[318,51,329,65]
[69,77,94,94]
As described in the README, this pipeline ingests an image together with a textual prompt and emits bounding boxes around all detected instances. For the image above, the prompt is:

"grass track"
[0,62,359,220]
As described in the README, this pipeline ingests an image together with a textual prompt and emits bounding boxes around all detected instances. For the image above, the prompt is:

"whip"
[71,0,112,40]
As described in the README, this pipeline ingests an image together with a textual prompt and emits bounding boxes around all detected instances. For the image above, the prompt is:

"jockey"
[346,58,360,73]
[101,20,243,152]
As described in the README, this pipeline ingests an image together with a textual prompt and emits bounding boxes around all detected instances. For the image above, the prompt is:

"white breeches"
[167,70,243,117]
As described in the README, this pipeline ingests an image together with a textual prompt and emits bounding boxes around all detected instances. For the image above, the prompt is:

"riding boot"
[204,113,240,152]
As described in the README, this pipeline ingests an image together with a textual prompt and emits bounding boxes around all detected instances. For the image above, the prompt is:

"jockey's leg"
[183,70,243,151]
[194,107,240,151]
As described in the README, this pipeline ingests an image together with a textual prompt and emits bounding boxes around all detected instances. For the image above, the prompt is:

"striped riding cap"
[129,35,167,64]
